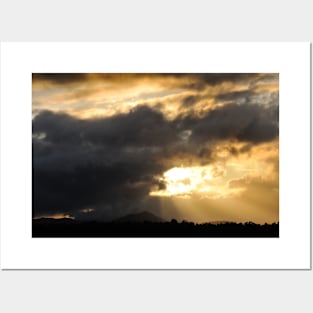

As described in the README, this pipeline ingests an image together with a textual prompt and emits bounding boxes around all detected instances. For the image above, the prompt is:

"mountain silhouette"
[113,211,165,223]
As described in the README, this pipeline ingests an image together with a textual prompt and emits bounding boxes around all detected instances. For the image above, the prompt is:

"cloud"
[33,73,89,84]
[178,102,278,144]
[181,95,200,107]
[215,90,256,103]
[33,107,174,220]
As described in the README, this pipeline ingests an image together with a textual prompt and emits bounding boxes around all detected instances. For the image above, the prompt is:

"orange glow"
[33,214,75,220]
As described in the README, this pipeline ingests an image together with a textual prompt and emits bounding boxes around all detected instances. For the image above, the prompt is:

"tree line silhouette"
[32,218,279,238]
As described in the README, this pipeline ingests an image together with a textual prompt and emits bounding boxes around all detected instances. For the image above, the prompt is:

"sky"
[32,73,279,223]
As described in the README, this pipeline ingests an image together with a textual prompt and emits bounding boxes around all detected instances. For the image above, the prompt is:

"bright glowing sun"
[165,167,192,181]
[150,166,214,198]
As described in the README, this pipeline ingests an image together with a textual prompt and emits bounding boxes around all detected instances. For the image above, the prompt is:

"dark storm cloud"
[33,100,278,220]
[33,106,177,147]
[33,106,178,219]
[196,73,273,85]
[33,73,145,85]
[178,102,278,144]
[32,73,89,84]
[173,73,277,91]
[83,106,177,147]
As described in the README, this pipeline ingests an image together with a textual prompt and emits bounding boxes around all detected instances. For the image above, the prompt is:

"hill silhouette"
[32,212,279,238]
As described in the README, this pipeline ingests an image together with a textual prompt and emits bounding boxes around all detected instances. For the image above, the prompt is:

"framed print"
[0,42,310,269]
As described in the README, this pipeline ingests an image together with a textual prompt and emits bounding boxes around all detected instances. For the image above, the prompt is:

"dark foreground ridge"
[32,212,279,238]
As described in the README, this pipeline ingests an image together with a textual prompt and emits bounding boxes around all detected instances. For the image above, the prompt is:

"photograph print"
[32,73,279,237]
